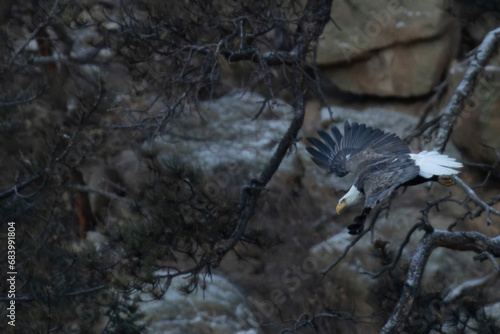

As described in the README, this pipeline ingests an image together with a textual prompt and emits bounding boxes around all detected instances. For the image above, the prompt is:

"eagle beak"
[336,202,347,215]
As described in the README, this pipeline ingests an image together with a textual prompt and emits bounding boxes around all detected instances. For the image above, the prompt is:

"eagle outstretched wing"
[306,121,411,177]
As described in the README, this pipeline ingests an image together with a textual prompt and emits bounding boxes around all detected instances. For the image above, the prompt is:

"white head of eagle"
[306,121,463,234]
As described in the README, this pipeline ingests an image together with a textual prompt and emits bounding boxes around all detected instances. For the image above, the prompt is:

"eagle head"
[336,185,364,214]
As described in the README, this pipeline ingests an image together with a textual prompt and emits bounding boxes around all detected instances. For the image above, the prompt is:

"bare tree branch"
[279,311,358,333]
[433,27,500,153]
[416,80,448,129]
[380,229,500,334]
[0,174,44,201]
[443,273,496,303]
[376,27,500,333]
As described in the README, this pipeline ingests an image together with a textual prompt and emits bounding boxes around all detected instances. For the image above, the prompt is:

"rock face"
[137,275,258,334]
[151,91,298,183]
[448,0,500,45]
[112,90,491,333]
[317,0,460,97]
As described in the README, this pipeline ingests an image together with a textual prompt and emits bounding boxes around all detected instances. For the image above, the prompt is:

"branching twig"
[474,251,500,272]
[443,273,496,303]
[0,284,107,303]
[8,0,60,67]
[0,174,44,201]
[279,311,358,334]
[67,184,132,204]
[361,222,424,279]
[403,115,442,145]
[453,175,500,225]
[416,81,448,129]
[63,284,107,296]
[0,86,44,107]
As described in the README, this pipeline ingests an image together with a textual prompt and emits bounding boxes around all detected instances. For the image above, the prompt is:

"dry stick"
[67,184,133,205]
[415,81,448,129]
[404,114,442,144]
[360,222,424,279]
[0,174,44,201]
[320,227,371,274]
[279,312,358,333]
[403,81,448,145]
[321,202,388,274]
[454,175,500,225]
[443,273,495,303]
[381,27,500,334]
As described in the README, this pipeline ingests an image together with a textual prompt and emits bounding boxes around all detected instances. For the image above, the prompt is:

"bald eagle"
[306,121,463,234]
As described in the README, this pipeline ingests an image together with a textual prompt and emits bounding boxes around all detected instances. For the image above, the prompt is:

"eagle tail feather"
[410,151,463,178]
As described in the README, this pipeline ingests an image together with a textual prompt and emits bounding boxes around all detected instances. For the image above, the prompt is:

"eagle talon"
[438,176,455,186]
[353,215,366,224]
[348,222,364,235]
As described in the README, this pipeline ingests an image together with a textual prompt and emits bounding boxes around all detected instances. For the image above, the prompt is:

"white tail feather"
[409,151,463,178]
